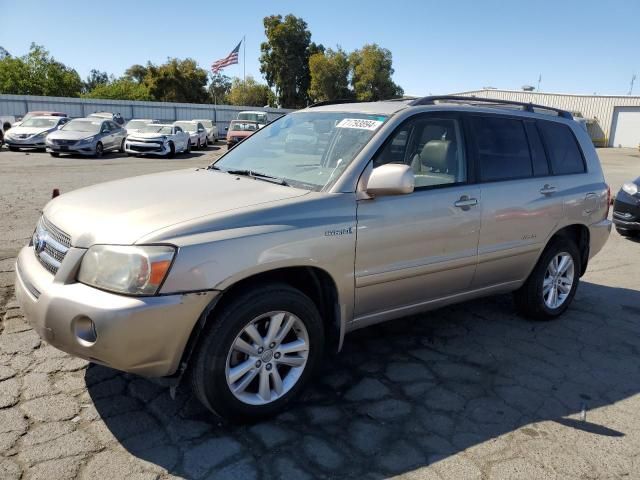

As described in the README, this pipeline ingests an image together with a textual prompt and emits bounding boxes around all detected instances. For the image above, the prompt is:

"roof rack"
[307,99,363,108]
[408,95,573,119]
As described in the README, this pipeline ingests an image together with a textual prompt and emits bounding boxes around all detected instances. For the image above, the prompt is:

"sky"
[1,0,639,97]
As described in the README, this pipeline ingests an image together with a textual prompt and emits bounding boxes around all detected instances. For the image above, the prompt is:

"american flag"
[211,41,241,73]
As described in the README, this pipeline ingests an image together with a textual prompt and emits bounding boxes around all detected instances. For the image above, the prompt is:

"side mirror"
[366,164,414,196]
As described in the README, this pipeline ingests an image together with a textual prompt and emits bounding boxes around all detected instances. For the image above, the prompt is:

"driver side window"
[373,116,467,188]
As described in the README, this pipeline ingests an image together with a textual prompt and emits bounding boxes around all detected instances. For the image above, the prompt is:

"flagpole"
[243,35,246,84]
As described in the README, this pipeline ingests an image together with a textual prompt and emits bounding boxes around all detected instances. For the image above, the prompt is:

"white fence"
[0,94,293,131]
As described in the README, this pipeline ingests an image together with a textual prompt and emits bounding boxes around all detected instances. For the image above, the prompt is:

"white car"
[237,111,268,128]
[174,121,208,149]
[192,119,218,143]
[125,124,191,157]
[4,116,70,151]
[125,119,158,135]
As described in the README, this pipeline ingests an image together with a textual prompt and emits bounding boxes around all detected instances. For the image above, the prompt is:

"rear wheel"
[190,284,324,421]
[514,237,580,320]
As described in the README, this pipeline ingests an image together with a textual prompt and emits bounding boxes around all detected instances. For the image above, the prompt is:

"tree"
[349,44,403,101]
[308,47,352,103]
[82,78,152,101]
[83,69,110,94]
[208,72,232,104]
[0,43,82,97]
[259,14,322,108]
[226,76,274,107]
[123,58,209,103]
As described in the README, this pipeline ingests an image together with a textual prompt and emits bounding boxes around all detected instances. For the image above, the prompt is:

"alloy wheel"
[543,252,575,309]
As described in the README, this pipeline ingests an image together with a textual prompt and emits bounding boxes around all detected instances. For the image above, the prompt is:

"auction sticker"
[336,118,384,131]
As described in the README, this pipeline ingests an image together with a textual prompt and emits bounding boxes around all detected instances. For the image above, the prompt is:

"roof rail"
[408,95,573,119]
[307,99,363,108]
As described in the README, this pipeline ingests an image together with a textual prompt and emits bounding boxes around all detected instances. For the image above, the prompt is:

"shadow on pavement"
[87,280,640,478]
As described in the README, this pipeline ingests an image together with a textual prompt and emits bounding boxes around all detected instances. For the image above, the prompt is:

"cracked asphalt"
[1,147,639,479]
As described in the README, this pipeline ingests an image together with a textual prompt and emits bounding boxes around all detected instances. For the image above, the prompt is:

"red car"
[226,120,259,149]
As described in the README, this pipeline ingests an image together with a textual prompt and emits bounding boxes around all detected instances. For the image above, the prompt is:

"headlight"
[77,245,175,295]
[78,136,95,145]
[622,182,638,196]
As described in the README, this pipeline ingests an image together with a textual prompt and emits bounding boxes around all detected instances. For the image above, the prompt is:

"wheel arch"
[546,223,590,276]
[175,266,343,380]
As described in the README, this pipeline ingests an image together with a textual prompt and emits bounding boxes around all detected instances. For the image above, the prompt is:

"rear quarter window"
[537,121,586,175]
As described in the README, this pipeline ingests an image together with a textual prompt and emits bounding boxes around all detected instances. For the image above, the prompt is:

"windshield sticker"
[336,118,383,131]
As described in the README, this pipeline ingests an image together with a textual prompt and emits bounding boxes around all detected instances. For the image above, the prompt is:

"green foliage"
[227,76,274,107]
[0,43,82,97]
[208,72,232,104]
[124,58,209,103]
[83,78,152,101]
[349,44,403,101]
[83,69,110,94]
[308,48,352,103]
[260,14,323,108]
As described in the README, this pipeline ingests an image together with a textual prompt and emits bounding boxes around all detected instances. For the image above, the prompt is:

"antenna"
[629,73,637,96]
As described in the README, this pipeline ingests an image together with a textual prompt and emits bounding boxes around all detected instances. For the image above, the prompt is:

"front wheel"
[94,142,103,158]
[203,137,208,148]
[119,139,126,153]
[514,237,580,320]
[9,146,19,152]
[196,139,201,150]
[49,152,60,157]
[185,140,191,154]
[167,141,175,158]
[190,284,324,421]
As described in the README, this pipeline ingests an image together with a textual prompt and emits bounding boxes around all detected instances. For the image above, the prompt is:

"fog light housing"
[72,315,97,346]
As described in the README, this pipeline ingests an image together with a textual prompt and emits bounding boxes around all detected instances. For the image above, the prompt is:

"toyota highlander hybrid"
[15,96,611,421]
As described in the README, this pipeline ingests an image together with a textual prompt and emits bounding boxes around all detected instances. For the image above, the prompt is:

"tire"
[49,152,60,157]
[514,237,581,321]
[185,140,191,154]
[94,142,103,158]
[203,137,208,148]
[190,284,324,422]
[119,139,126,153]
[167,141,175,158]
[9,146,18,152]
[196,139,201,150]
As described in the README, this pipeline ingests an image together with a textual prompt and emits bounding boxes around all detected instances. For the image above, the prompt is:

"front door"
[354,114,481,324]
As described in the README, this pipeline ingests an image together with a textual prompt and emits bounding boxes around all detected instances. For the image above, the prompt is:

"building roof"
[457,88,640,100]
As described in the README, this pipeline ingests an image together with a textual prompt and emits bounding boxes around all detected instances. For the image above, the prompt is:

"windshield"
[21,118,58,128]
[175,121,196,132]
[213,112,388,191]
[140,125,173,134]
[62,119,102,133]
[126,120,150,130]
[238,112,267,123]
[230,121,258,132]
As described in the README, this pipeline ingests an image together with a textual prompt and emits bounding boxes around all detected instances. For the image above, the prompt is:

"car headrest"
[421,140,455,172]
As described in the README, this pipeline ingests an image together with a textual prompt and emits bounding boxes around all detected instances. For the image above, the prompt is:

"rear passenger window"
[524,123,550,177]
[470,116,532,182]
[537,121,586,175]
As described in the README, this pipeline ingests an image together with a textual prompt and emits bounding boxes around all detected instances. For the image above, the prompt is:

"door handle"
[540,184,556,195]
[454,196,478,209]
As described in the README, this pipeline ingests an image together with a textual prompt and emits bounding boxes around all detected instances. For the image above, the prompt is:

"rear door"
[354,113,481,323]
[468,114,563,289]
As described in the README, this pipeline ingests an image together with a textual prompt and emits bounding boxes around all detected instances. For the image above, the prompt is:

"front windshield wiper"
[224,169,289,186]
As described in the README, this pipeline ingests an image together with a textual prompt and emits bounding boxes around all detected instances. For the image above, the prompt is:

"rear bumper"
[588,218,612,258]
[14,245,217,377]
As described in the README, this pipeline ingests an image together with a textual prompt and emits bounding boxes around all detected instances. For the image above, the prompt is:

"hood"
[128,132,164,141]
[48,129,96,141]
[43,168,309,247]
[7,126,52,137]
[227,130,254,139]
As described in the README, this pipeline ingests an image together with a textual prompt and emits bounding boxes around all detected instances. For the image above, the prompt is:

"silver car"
[15,96,611,421]
[46,117,127,157]
[4,116,70,151]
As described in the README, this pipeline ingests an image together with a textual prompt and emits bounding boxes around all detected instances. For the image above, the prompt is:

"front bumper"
[46,142,95,155]
[613,192,640,231]
[125,140,169,156]
[6,138,46,148]
[14,245,217,377]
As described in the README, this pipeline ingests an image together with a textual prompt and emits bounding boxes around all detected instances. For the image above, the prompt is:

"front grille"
[129,143,162,152]
[34,216,71,275]
[52,139,77,146]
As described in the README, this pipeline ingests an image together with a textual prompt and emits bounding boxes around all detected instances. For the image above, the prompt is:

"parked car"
[125,119,158,135]
[12,111,66,128]
[612,178,640,237]
[192,119,218,143]
[4,116,70,151]
[174,121,208,149]
[14,96,611,422]
[226,120,259,148]
[46,117,126,157]
[2,115,17,132]
[88,112,125,127]
[125,124,191,157]
[237,110,268,127]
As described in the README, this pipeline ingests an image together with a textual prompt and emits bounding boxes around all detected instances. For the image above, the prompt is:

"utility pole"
[537,74,542,91]
[629,73,637,95]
